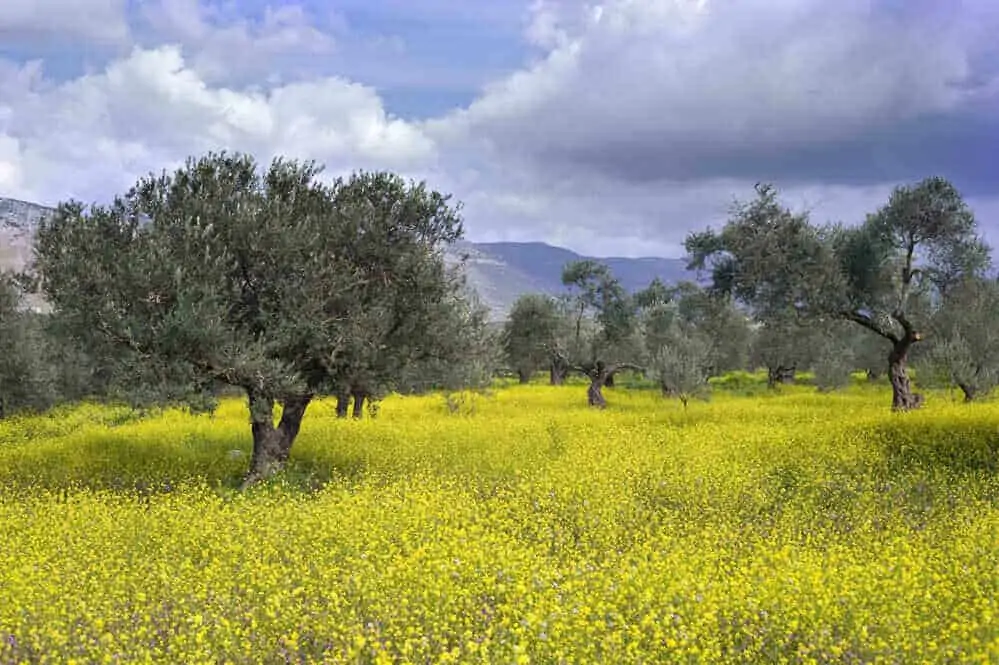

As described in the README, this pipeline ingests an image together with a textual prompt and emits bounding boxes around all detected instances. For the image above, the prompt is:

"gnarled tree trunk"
[888,334,923,411]
[517,369,531,384]
[335,390,350,418]
[585,361,640,408]
[243,394,311,487]
[767,365,795,388]
[957,382,977,403]
[351,390,366,418]
[550,359,569,386]
[587,375,608,408]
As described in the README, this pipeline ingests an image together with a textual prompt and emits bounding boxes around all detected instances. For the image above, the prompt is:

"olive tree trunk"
[587,375,608,408]
[550,360,568,386]
[351,391,366,418]
[766,366,795,388]
[888,335,923,411]
[957,382,977,403]
[584,362,640,408]
[243,394,311,487]
[335,390,349,418]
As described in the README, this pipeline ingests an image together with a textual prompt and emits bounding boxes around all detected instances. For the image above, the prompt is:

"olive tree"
[32,152,478,484]
[810,320,859,392]
[688,178,990,411]
[749,313,818,387]
[917,277,999,402]
[555,260,642,408]
[830,177,990,409]
[640,279,750,377]
[502,293,563,384]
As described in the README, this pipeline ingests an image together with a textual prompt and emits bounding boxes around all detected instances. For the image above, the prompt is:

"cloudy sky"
[1,0,997,258]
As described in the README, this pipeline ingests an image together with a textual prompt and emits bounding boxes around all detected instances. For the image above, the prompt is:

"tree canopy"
[32,152,480,483]
[557,260,642,407]
[685,177,990,410]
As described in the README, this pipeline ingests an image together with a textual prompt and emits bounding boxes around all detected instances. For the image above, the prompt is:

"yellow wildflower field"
[0,383,997,663]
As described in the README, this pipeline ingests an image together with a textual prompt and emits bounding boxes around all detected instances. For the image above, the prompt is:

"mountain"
[1,197,694,319]
[0,197,50,274]
[449,241,691,319]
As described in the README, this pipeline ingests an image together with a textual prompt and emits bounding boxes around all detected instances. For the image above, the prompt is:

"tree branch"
[892,309,922,342]
[607,362,645,375]
[840,310,900,343]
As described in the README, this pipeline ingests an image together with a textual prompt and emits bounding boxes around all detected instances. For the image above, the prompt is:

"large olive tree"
[829,177,990,409]
[32,152,477,484]
[687,178,989,411]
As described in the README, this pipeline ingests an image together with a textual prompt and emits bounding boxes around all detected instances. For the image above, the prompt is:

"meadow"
[0,378,997,664]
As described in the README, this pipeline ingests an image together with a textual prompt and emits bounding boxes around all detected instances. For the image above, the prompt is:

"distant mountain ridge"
[450,241,691,318]
[1,197,693,319]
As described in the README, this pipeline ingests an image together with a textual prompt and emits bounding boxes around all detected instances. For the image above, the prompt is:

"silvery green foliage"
[811,322,856,392]
[646,322,712,408]
[32,152,473,412]
[917,278,999,401]
[0,273,57,417]
[502,293,563,381]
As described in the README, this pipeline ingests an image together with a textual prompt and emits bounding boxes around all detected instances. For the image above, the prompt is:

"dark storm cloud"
[541,110,999,197]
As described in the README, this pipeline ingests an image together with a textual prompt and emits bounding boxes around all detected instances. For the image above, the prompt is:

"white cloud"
[1,0,998,260]
[418,0,999,256]
[431,161,904,257]
[137,0,338,85]
[434,0,994,180]
[0,46,437,206]
[0,0,129,43]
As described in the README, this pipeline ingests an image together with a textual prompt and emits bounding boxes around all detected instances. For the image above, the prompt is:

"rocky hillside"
[1,197,692,320]
[0,197,51,275]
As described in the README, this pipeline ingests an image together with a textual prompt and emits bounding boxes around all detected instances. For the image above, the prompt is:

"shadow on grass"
[0,427,378,496]
[871,419,999,475]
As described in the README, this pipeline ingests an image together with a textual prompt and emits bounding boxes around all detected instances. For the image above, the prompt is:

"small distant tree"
[749,313,817,387]
[556,260,642,408]
[397,286,500,398]
[916,277,999,402]
[851,328,893,382]
[646,323,712,408]
[636,278,751,377]
[502,293,562,384]
[811,320,857,392]
[33,152,476,485]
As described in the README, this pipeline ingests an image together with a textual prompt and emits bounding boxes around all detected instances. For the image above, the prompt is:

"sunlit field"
[1,379,997,663]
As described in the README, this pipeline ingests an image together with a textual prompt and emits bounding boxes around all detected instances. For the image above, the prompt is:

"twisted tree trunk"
[351,390,366,418]
[243,393,311,487]
[888,332,923,411]
[335,390,350,418]
[766,365,795,388]
[584,361,642,408]
[550,358,569,386]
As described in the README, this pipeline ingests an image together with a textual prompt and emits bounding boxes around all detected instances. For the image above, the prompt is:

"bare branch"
[841,310,900,343]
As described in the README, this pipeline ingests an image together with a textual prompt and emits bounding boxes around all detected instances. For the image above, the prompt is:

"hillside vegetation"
[1,380,997,663]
